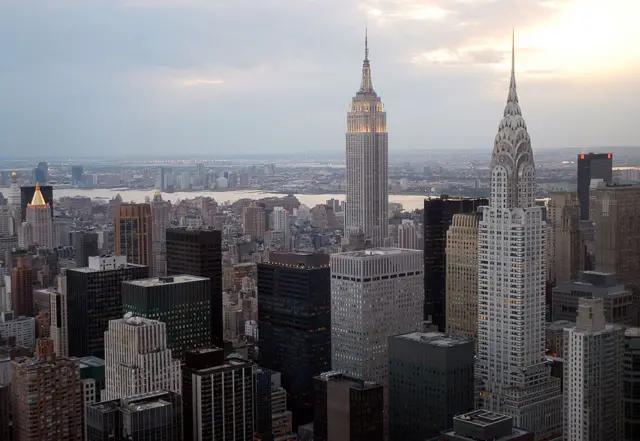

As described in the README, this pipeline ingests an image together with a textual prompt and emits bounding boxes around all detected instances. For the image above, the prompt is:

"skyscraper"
[115,203,152,271]
[476,34,562,439]
[11,257,33,318]
[19,184,53,249]
[151,191,171,277]
[71,165,84,185]
[242,204,266,239]
[73,230,99,267]
[563,298,624,440]
[344,33,388,248]
[546,191,581,285]
[577,152,613,220]
[423,196,487,331]
[257,252,331,426]
[166,227,223,348]
[102,315,181,401]
[624,328,640,440]
[20,184,54,221]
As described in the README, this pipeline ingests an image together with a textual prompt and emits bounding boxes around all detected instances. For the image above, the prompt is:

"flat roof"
[79,356,105,368]
[454,410,512,427]
[626,328,640,338]
[394,331,472,347]
[125,275,209,287]
[70,263,146,273]
[335,248,421,258]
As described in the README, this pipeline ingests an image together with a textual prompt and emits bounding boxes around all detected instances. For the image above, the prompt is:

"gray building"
[624,328,640,441]
[86,390,183,441]
[552,271,633,325]
[439,410,533,441]
[389,332,474,441]
[73,231,99,268]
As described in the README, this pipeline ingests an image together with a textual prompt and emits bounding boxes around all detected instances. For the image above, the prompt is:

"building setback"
[166,227,223,348]
[66,255,148,358]
[182,348,254,441]
[257,252,331,427]
[389,332,475,441]
[312,371,384,441]
[423,196,487,330]
[546,192,581,285]
[122,275,211,360]
[86,390,183,441]
[115,203,152,271]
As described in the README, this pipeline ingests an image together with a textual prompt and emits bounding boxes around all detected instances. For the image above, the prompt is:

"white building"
[330,248,423,396]
[50,275,69,357]
[0,312,35,349]
[102,314,181,401]
[563,297,624,440]
[396,220,420,250]
[87,254,127,271]
[344,34,389,248]
[476,35,562,440]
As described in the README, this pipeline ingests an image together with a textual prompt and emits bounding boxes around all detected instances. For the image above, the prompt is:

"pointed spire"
[504,28,520,116]
[29,183,47,207]
[359,29,374,93]
[365,28,369,61]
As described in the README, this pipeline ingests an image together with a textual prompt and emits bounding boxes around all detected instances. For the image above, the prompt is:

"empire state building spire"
[359,29,374,93]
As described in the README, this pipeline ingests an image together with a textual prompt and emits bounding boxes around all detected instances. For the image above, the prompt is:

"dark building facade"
[86,391,183,441]
[122,275,211,361]
[182,349,253,441]
[11,257,33,318]
[258,252,331,427]
[254,368,275,441]
[20,185,54,221]
[439,410,533,441]
[389,332,475,441]
[577,152,613,220]
[313,372,384,441]
[166,228,223,348]
[625,328,640,441]
[73,231,99,268]
[423,196,487,330]
[0,383,9,441]
[66,259,148,358]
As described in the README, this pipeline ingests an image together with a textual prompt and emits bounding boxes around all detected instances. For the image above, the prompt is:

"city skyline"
[0,0,638,157]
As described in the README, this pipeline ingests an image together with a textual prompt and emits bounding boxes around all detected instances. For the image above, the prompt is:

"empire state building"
[476,34,562,440]
[344,33,389,248]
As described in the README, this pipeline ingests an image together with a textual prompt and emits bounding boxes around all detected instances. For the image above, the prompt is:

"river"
[46,188,431,212]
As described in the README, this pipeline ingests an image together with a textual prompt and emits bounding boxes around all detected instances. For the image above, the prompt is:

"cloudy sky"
[0,0,638,157]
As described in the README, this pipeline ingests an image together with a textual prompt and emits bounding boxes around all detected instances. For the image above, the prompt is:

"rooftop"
[454,410,511,427]
[394,331,472,348]
[336,247,421,258]
[70,263,146,273]
[125,274,209,287]
[79,356,105,368]
[315,371,380,390]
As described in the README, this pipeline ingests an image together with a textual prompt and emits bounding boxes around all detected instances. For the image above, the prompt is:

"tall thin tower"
[344,31,389,247]
[476,32,562,440]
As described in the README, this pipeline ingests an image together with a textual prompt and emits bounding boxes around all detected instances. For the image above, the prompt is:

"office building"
[182,348,253,441]
[115,203,152,270]
[37,161,48,181]
[50,275,69,356]
[0,383,9,441]
[151,191,171,277]
[11,257,33,318]
[31,167,46,185]
[546,192,581,285]
[243,204,266,239]
[122,275,211,360]
[552,271,634,325]
[344,35,388,248]
[71,165,84,185]
[476,37,562,439]
[258,252,331,426]
[563,298,624,440]
[86,390,183,441]
[424,196,487,330]
[11,338,83,441]
[312,371,384,441]
[73,231,99,267]
[166,227,223,348]
[0,312,35,349]
[19,185,53,221]
[19,184,53,249]
[388,332,474,441]
[440,411,533,441]
[79,356,106,406]
[397,221,420,250]
[577,152,612,220]
[253,368,296,441]
[445,213,480,341]
[66,255,148,358]
[624,328,640,440]
[103,315,181,401]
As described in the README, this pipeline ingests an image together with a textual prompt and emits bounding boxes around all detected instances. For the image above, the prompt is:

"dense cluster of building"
[0,35,638,441]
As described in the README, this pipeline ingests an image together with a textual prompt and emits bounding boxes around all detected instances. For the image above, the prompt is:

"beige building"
[115,203,152,272]
[242,204,266,239]
[445,213,480,344]
[546,192,582,285]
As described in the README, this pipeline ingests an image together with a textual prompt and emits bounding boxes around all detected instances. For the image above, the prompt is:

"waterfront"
[37,188,432,212]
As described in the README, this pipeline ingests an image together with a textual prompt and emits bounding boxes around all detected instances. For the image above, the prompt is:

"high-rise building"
[242,204,266,239]
[389,332,474,441]
[11,338,84,441]
[71,165,84,185]
[546,192,582,285]
[0,312,35,350]
[344,34,388,248]
[397,221,420,250]
[66,255,148,358]
[86,390,183,441]
[50,275,69,356]
[624,328,640,441]
[563,298,624,440]
[182,348,254,441]
[258,252,331,426]
[0,383,9,441]
[440,411,534,441]
[552,271,634,325]
[73,231,99,267]
[31,167,46,185]
[312,371,384,441]
[115,203,152,271]
[476,36,562,440]
[121,275,212,360]
[577,152,613,220]
[151,191,171,277]
[166,227,223,348]
[19,184,53,249]
[253,368,296,441]
[102,315,181,401]
[424,196,487,330]
[330,248,423,419]
[19,185,53,221]
[445,213,481,341]
[11,257,33,318]
[37,161,48,182]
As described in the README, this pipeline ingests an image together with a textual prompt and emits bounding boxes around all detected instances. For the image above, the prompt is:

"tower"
[476,32,562,440]
[115,203,152,271]
[344,32,389,248]
[151,191,171,277]
[21,183,53,249]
